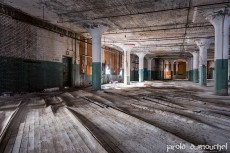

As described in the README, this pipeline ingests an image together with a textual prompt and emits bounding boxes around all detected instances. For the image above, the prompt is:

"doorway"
[63,57,72,87]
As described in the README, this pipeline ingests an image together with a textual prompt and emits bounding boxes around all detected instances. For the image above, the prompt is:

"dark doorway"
[63,57,72,87]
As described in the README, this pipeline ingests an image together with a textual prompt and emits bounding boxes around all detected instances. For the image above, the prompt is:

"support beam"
[87,24,108,90]
[207,9,230,95]
[195,38,213,86]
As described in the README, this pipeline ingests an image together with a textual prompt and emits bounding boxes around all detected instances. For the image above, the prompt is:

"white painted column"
[136,53,146,82]
[192,51,199,83]
[195,38,213,86]
[124,50,131,85]
[87,24,108,90]
[207,8,230,95]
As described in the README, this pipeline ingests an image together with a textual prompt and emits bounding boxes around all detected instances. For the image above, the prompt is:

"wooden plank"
[50,111,68,153]
[59,109,91,153]
[19,111,30,153]
[39,109,48,153]
[55,109,75,153]
[12,123,25,153]
[28,111,35,153]
[47,111,63,153]
[33,110,41,153]
[44,111,55,153]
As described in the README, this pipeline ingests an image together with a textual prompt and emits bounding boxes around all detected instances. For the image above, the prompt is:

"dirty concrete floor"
[0,81,229,153]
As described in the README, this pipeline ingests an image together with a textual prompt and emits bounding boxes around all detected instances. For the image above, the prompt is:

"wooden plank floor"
[1,106,106,153]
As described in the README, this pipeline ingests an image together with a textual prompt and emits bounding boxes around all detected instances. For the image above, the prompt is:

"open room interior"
[0,0,230,153]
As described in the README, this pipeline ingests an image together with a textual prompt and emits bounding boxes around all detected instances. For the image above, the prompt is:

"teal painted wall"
[0,56,62,92]
[214,59,228,96]
[189,70,193,81]
[130,70,138,81]
[144,68,148,80]
[92,62,101,90]
[193,69,199,83]
[151,71,158,80]
[131,70,135,81]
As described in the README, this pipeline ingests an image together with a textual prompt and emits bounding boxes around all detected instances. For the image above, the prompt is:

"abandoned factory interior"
[0,0,230,153]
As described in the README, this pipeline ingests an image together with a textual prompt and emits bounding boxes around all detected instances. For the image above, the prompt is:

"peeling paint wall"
[0,13,79,92]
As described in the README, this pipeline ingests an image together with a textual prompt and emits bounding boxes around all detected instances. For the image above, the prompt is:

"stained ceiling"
[1,0,230,58]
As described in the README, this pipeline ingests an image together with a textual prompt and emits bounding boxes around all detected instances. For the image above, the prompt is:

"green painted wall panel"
[214,59,228,96]
[131,70,135,81]
[189,70,193,81]
[92,62,101,90]
[151,71,157,80]
[144,68,148,80]
[0,56,63,93]
[193,69,199,83]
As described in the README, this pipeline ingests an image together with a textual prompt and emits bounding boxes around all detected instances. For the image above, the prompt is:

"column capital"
[190,51,199,56]
[86,24,108,38]
[147,57,153,62]
[195,38,213,50]
[169,59,176,64]
[206,8,230,27]
[118,44,136,53]
[135,52,147,59]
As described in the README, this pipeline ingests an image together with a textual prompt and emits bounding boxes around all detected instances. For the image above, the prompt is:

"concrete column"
[136,53,146,82]
[192,51,199,83]
[87,24,108,90]
[147,57,153,81]
[207,9,230,95]
[195,38,212,86]
[169,60,176,80]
